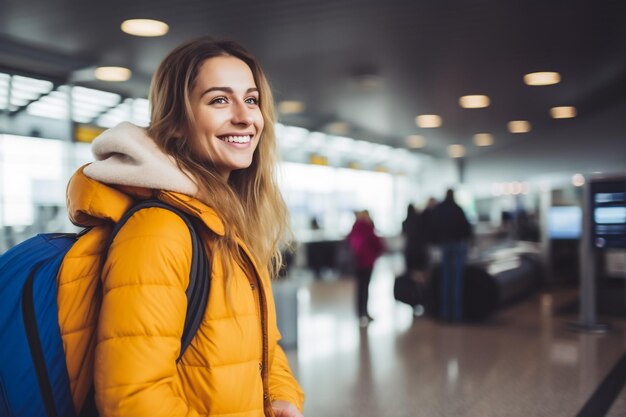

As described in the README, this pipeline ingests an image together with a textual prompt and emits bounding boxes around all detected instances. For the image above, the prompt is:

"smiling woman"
[189,56,264,179]
[59,37,305,417]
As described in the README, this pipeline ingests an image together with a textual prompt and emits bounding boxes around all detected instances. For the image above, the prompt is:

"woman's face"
[190,56,264,179]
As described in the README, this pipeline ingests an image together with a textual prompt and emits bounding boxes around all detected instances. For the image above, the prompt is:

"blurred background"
[1,1,625,416]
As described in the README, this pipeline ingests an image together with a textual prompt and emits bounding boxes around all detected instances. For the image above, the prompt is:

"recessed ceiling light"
[94,67,132,82]
[415,114,442,128]
[406,135,426,148]
[507,120,531,133]
[572,173,585,187]
[326,121,350,135]
[473,133,493,146]
[550,106,577,119]
[278,100,305,114]
[459,95,490,109]
[447,144,465,158]
[121,19,169,37]
[523,72,561,86]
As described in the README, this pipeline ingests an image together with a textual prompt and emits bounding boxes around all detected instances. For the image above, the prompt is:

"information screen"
[547,206,582,239]
[591,178,626,249]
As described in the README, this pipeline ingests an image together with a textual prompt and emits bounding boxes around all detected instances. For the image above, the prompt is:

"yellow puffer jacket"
[56,123,304,417]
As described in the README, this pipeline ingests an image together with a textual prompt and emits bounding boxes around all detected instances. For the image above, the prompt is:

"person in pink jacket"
[347,210,385,326]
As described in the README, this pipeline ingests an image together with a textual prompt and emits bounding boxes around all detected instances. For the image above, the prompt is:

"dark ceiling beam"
[0,35,89,82]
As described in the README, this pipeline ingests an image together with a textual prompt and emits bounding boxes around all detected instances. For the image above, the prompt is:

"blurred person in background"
[61,37,304,417]
[433,189,472,322]
[347,210,385,326]
[402,203,429,282]
[403,198,438,280]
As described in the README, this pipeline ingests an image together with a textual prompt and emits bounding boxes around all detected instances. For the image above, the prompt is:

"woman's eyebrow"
[200,86,259,98]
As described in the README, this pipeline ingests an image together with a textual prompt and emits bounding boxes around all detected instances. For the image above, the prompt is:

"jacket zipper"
[239,248,270,412]
[22,266,59,417]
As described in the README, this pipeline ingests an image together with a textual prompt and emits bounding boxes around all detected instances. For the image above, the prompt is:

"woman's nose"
[231,101,254,126]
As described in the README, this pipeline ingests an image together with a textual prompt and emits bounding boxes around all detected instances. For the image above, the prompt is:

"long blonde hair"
[147,37,290,280]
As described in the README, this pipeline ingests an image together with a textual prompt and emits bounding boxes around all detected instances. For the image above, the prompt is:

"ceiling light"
[121,19,169,37]
[10,88,41,101]
[10,96,31,107]
[572,173,585,187]
[447,144,465,158]
[12,75,53,94]
[459,95,490,109]
[72,86,121,106]
[26,101,68,119]
[415,114,442,128]
[132,98,151,127]
[550,106,577,119]
[473,133,493,146]
[0,73,8,109]
[523,72,561,86]
[406,135,426,149]
[94,67,132,82]
[508,120,531,133]
[278,100,305,114]
[326,121,350,135]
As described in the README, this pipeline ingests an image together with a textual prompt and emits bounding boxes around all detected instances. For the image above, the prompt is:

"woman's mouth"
[218,135,252,144]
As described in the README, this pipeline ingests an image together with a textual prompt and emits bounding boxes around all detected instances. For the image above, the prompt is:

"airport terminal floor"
[283,255,626,417]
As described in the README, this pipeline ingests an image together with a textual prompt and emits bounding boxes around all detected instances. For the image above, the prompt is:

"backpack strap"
[107,199,211,361]
[80,199,211,417]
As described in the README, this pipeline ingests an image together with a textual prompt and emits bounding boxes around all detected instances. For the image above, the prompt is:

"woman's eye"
[245,97,259,105]
[209,97,228,105]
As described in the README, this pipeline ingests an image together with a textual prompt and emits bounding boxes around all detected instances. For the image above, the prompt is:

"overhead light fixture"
[121,19,169,37]
[72,86,121,107]
[132,98,151,127]
[473,133,493,147]
[447,144,465,158]
[326,121,350,135]
[523,72,561,86]
[406,135,426,149]
[12,75,53,94]
[459,95,490,109]
[572,173,585,187]
[94,67,132,82]
[415,114,442,128]
[0,73,8,110]
[507,120,531,133]
[278,100,305,114]
[550,106,577,119]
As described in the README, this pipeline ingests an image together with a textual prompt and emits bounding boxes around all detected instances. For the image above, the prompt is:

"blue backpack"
[0,200,210,417]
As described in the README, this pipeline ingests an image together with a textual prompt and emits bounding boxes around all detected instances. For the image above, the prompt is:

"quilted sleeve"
[94,207,200,417]
[268,344,305,412]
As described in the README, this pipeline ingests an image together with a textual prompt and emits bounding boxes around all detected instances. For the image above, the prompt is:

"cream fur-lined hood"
[83,122,198,196]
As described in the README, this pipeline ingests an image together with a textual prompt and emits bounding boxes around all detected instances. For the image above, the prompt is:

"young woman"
[59,37,304,417]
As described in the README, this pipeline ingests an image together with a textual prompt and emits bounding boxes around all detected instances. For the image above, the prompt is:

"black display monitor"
[590,178,626,249]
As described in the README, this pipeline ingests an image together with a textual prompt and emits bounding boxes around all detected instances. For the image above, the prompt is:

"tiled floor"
[282,255,626,417]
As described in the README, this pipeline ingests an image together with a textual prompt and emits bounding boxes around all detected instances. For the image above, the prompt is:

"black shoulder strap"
[80,200,211,417]
[107,199,211,361]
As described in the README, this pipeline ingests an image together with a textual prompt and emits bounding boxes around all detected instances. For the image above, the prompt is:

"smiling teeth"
[223,135,251,143]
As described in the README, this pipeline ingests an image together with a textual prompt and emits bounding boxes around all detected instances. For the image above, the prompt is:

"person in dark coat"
[347,210,384,326]
[402,203,429,279]
[433,189,472,321]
